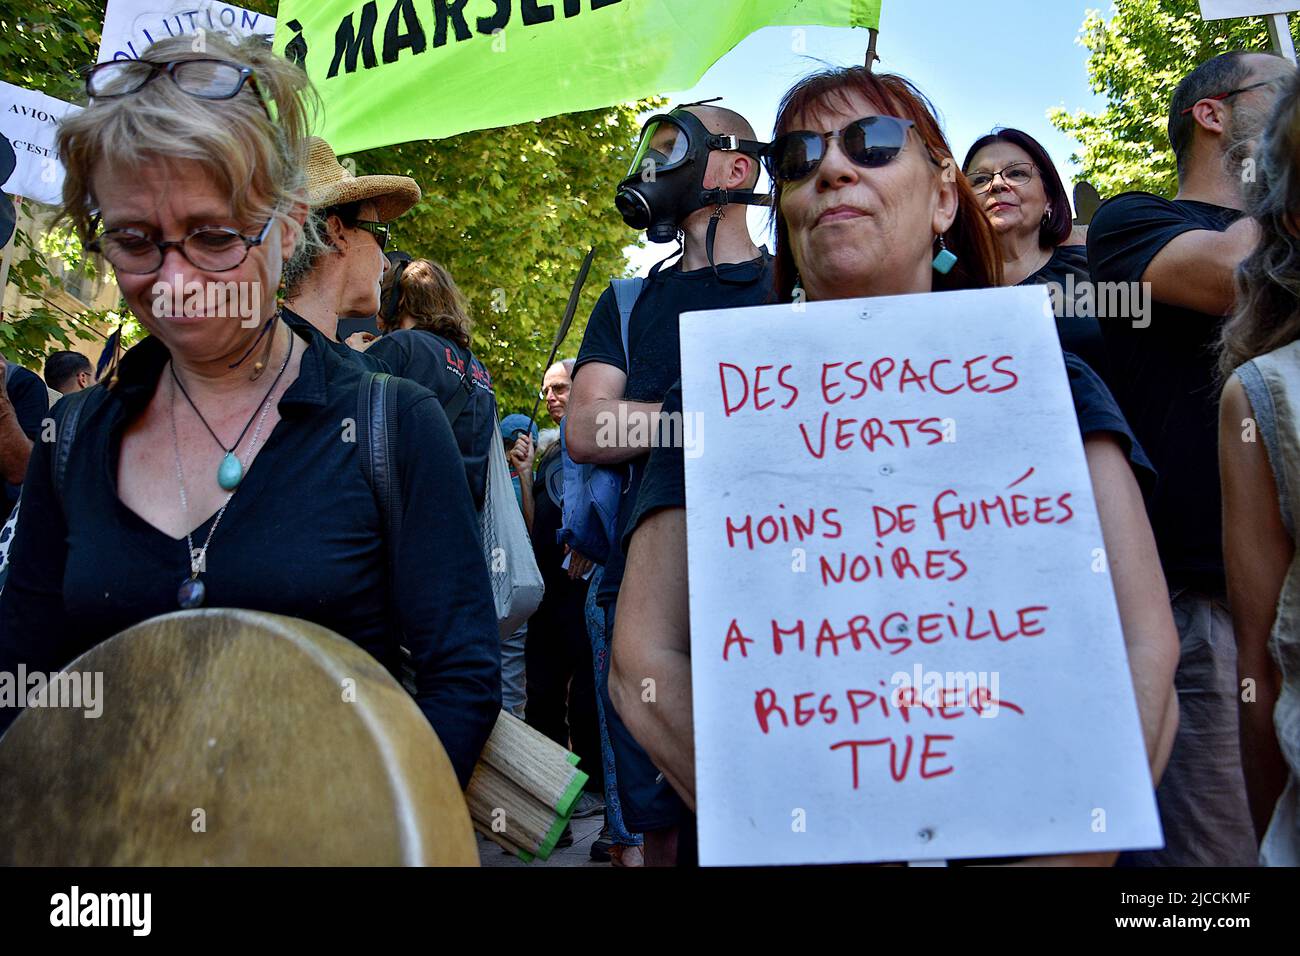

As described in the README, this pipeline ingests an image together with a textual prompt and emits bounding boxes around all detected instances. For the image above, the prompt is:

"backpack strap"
[441,353,476,427]
[357,371,401,557]
[50,385,102,508]
[610,277,644,372]
[357,371,416,690]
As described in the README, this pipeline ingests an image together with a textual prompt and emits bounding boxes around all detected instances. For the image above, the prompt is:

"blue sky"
[627,2,1109,273]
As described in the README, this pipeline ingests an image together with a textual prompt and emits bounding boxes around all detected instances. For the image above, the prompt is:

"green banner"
[273,0,880,154]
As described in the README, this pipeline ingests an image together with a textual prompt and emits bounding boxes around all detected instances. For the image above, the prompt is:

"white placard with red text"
[679,286,1161,866]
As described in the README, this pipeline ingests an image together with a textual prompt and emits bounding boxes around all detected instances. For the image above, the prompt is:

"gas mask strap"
[706,204,728,283]
[648,236,684,278]
[704,199,766,285]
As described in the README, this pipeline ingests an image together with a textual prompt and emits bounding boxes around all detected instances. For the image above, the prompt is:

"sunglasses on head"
[764,115,925,184]
[83,58,273,121]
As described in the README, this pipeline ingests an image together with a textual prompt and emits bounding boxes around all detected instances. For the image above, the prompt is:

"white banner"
[1199,1,1300,19]
[679,286,1162,866]
[0,81,82,206]
[98,0,276,62]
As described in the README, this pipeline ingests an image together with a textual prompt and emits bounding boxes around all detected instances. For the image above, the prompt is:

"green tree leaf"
[1050,0,1291,199]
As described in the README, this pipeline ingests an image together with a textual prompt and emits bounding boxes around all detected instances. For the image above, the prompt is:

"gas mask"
[615,106,768,277]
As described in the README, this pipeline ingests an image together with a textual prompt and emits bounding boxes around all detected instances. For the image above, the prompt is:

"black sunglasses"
[765,115,924,183]
[355,220,390,250]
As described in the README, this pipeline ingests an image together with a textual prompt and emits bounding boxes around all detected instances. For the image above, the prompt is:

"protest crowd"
[1,24,1300,870]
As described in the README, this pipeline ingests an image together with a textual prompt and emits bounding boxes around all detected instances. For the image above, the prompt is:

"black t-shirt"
[3,363,51,523]
[0,329,501,785]
[530,441,567,576]
[1087,192,1240,589]
[367,329,497,511]
[625,356,1155,553]
[1019,245,1112,387]
[575,253,774,606]
[282,308,390,374]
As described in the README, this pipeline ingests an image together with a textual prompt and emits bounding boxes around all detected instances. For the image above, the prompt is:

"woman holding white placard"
[608,65,1180,867]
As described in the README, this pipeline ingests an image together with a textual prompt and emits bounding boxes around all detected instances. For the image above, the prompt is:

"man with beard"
[1088,50,1295,866]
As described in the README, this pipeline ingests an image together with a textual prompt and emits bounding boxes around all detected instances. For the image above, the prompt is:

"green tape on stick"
[555,769,590,818]
[535,812,571,861]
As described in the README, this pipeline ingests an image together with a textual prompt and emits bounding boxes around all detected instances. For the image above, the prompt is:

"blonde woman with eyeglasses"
[0,35,501,788]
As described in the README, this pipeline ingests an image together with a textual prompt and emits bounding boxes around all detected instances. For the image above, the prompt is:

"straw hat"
[305,136,421,221]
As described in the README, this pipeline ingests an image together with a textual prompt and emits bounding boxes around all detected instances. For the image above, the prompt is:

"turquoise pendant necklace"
[169,333,293,491]
[169,333,295,610]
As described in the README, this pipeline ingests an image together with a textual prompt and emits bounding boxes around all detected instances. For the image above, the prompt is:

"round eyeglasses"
[967,162,1036,194]
[88,216,277,275]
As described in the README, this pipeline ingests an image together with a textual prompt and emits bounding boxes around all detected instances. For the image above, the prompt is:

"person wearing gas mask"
[566,102,774,866]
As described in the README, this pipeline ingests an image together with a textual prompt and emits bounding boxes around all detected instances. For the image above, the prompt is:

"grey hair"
[1218,70,1300,381]
[58,32,324,265]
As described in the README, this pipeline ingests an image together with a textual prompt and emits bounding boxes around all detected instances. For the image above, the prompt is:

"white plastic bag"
[481,414,544,637]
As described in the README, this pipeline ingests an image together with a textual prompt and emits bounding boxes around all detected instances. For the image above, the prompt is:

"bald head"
[684,104,758,142]
[682,104,761,190]
[542,359,575,423]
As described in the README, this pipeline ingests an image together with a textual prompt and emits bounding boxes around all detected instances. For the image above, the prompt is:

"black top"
[282,308,390,374]
[1019,244,1111,387]
[624,356,1155,552]
[575,254,774,606]
[3,363,50,523]
[0,326,501,786]
[1087,192,1240,590]
[366,329,497,511]
[530,440,575,579]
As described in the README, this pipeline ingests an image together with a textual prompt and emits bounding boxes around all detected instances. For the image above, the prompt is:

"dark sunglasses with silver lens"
[765,115,917,183]
[84,58,256,101]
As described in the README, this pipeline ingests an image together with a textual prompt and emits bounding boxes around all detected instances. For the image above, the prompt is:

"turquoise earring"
[932,235,958,275]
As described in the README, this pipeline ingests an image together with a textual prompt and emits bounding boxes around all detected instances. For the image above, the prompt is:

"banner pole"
[1267,14,1297,63]
[0,195,21,320]
[865,28,880,71]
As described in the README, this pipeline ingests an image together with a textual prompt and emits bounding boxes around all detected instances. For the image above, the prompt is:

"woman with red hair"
[608,66,1180,866]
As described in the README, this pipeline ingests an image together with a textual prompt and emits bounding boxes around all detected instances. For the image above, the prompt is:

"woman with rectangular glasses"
[962,129,1110,385]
